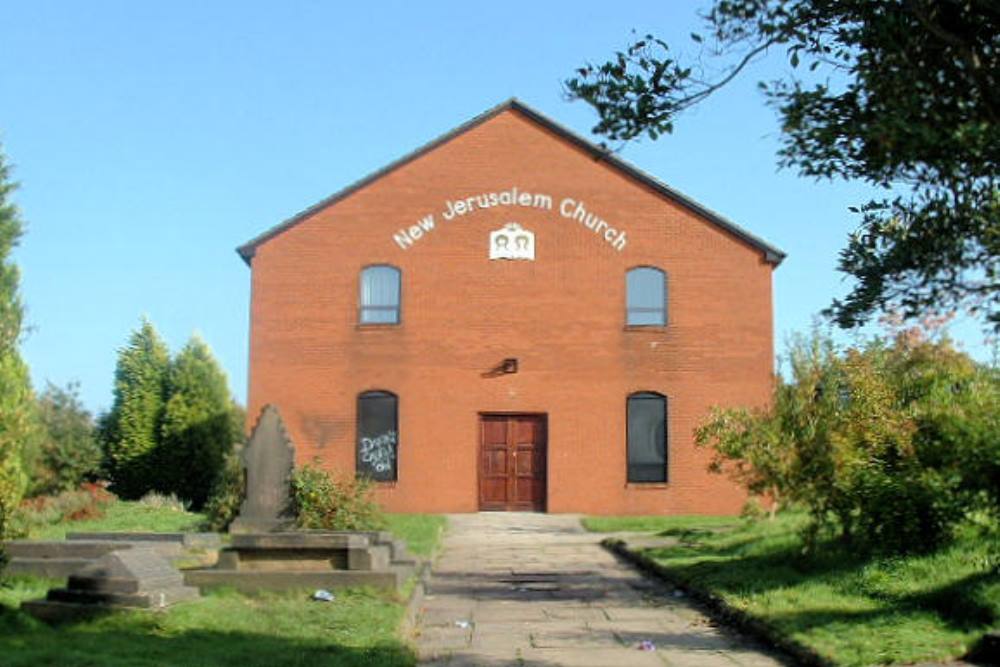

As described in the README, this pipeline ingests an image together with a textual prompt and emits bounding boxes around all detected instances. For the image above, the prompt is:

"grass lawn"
[588,513,1000,666]
[28,501,207,540]
[1,502,446,664]
[384,514,446,558]
[0,576,415,667]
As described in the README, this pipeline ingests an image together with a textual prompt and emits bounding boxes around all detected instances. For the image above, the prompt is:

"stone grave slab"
[22,548,199,622]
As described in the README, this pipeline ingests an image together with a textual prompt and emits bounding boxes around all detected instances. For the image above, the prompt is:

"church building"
[237,99,784,515]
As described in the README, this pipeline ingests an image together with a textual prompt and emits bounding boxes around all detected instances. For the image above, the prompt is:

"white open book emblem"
[489,223,535,260]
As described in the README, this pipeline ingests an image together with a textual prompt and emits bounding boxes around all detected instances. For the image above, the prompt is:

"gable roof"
[236,98,786,266]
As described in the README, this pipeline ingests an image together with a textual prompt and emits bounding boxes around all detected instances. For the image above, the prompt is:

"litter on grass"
[311,589,335,602]
[638,640,656,651]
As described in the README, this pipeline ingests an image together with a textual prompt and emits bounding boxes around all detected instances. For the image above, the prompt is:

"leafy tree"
[26,381,102,496]
[102,318,170,499]
[697,327,1000,553]
[158,336,238,509]
[566,1,999,330]
[0,145,36,539]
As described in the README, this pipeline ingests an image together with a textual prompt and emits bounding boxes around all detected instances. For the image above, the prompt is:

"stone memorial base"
[23,548,199,622]
[183,531,414,593]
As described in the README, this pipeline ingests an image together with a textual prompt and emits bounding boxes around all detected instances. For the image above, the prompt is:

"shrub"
[137,491,188,512]
[203,446,245,531]
[10,483,116,536]
[26,381,102,497]
[291,463,385,531]
[697,327,1000,554]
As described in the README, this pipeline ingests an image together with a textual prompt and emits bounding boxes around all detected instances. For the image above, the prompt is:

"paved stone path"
[412,513,789,666]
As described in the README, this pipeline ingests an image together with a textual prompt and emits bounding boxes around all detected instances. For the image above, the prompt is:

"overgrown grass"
[385,514,446,558]
[589,512,1000,666]
[28,500,205,539]
[0,577,415,666]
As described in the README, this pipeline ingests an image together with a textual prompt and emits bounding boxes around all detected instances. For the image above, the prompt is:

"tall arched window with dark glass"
[357,391,398,481]
[626,392,667,483]
[626,267,667,326]
[359,265,401,324]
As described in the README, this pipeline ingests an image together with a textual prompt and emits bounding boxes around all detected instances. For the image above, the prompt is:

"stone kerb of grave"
[229,404,296,534]
[22,548,199,622]
[184,531,411,593]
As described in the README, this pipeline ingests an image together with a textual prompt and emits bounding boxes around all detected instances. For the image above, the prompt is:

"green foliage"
[202,445,244,531]
[10,483,116,539]
[697,327,1000,553]
[292,462,385,531]
[158,336,237,509]
[565,2,1000,330]
[101,318,170,500]
[0,145,34,543]
[25,382,101,497]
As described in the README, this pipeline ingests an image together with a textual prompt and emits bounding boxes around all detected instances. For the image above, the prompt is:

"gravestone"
[230,404,296,533]
[22,547,199,622]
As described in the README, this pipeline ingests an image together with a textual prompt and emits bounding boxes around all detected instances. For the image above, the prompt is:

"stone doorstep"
[182,568,401,593]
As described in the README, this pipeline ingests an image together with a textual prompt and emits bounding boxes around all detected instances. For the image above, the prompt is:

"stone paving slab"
[412,513,790,667]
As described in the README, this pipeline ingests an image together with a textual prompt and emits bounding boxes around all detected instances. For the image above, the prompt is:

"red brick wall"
[245,109,776,515]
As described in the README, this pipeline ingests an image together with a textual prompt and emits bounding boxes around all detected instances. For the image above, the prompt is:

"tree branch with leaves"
[566,0,999,329]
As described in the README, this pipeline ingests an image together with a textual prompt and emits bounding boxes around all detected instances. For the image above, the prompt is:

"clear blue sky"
[1,1,993,414]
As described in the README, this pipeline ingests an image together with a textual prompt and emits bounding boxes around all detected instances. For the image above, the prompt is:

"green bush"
[291,463,385,531]
[25,382,102,497]
[697,328,1000,554]
[203,446,245,531]
[10,483,117,537]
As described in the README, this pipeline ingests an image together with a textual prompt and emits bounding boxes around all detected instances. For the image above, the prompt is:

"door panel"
[479,414,546,511]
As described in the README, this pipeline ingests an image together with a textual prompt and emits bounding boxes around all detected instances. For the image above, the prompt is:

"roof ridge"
[236,98,785,265]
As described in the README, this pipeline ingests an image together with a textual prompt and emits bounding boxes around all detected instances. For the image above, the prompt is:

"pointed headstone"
[230,404,296,533]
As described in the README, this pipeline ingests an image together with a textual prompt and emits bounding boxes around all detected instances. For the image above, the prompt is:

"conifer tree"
[102,318,169,499]
[159,336,237,509]
[0,145,35,535]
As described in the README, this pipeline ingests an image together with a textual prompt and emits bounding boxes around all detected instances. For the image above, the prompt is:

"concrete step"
[5,558,92,578]
[184,568,401,593]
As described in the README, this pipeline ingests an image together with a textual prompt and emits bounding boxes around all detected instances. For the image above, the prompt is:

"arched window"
[357,391,398,481]
[627,392,667,483]
[359,265,401,324]
[626,267,667,326]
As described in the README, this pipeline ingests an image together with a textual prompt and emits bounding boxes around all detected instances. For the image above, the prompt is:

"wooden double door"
[478,414,547,511]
